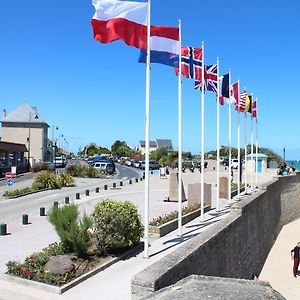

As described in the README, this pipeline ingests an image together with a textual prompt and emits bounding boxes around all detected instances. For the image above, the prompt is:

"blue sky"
[0,0,299,159]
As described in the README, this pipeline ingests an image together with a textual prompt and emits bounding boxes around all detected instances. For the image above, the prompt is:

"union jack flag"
[237,90,247,112]
[175,46,203,80]
[194,64,218,93]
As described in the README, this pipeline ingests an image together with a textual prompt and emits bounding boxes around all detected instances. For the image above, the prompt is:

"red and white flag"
[252,101,257,118]
[91,0,148,49]
[237,90,247,112]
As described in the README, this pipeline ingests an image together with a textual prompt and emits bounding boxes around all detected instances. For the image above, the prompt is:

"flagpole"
[250,93,254,190]
[237,78,241,200]
[177,19,182,237]
[144,0,151,259]
[216,57,220,212]
[255,96,259,188]
[228,70,232,204]
[244,110,248,195]
[200,40,205,222]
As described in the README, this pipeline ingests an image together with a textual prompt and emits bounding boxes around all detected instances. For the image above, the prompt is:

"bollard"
[120,181,123,187]
[0,223,7,236]
[129,179,132,184]
[86,190,89,196]
[104,185,108,190]
[225,167,227,171]
[65,197,70,204]
[135,178,139,183]
[140,177,143,181]
[151,171,153,174]
[53,201,58,208]
[213,166,216,170]
[113,183,116,188]
[96,187,100,193]
[40,207,46,216]
[76,193,80,200]
[22,214,28,225]
[143,174,145,179]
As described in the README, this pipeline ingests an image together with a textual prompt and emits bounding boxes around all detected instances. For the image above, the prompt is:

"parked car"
[133,160,142,168]
[54,157,67,168]
[221,158,229,166]
[93,161,115,174]
[140,160,160,170]
[125,159,133,167]
[231,159,239,169]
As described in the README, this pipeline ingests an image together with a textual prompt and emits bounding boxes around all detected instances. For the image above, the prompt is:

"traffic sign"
[5,172,12,179]
[6,179,14,187]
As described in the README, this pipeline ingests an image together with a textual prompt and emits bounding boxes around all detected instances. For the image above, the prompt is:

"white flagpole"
[255,96,259,188]
[216,57,220,212]
[228,70,232,204]
[177,20,182,237]
[244,108,248,195]
[237,79,241,200]
[144,0,151,258]
[200,41,205,222]
[250,93,254,190]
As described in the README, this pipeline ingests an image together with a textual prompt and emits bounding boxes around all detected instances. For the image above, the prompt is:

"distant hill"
[205,145,282,164]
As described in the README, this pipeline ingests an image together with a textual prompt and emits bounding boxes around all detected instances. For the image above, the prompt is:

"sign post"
[5,172,12,180]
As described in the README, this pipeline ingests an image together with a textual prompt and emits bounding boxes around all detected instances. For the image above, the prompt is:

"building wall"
[246,158,268,173]
[138,146,157,156]
[132,174,300,299]
[2,124,47,163]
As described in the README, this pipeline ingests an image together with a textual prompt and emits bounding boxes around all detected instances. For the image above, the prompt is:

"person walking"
[291,242,300,277]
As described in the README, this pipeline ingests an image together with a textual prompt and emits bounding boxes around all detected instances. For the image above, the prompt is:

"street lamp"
[27,111,39,170]
[52,125,58,162]
[283,146,286,163]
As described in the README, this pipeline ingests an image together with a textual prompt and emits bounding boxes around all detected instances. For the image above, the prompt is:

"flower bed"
[149,204,211,237]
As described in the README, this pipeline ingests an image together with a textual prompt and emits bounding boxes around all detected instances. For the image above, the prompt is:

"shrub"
[35,171,60,189]
[31,181,45,191]
[31,162,51,173]
[86,166,100,178]
[48,204,92,258]
[3,187,34,197]
[58,173,75,187]
[92,200,143,254]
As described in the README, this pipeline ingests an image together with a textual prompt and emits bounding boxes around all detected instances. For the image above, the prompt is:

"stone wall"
[132,174,300,299]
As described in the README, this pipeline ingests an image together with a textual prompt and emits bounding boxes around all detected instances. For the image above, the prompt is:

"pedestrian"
[291,242,300,277]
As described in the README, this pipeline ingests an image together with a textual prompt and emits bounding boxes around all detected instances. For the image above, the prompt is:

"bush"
[31,162,51,173]
[3,187,34,197]
[35,171,60,189]
[31,181,45,191]
[92,200,143,254]
[48,204,92,258]
[57,173,75,187]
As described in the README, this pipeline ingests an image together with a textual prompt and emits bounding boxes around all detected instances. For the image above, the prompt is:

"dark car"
[221,158,229,166]
[140,160,160,170]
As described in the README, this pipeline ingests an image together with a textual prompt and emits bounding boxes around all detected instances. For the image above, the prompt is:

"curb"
[2,242,143,294]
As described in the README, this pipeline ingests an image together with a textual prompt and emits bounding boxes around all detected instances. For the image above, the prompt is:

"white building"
[1,103,50,165]
[246,153,268,173]
[137,139,173,155]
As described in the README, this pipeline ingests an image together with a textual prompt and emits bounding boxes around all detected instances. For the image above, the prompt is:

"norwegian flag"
[175,46,203,80]
[252,101,257,118]
[237,90,247,112]
[194,64,218,93]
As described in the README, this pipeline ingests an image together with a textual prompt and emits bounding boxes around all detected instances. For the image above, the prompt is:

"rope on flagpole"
[216,57,220,212]
[228,70,232,204]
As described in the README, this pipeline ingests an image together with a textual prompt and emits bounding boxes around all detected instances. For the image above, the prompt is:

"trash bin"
[22,214,28,225]
[0,224,7,235]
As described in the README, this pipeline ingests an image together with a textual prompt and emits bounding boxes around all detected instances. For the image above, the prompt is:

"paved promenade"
[0,165,283,300]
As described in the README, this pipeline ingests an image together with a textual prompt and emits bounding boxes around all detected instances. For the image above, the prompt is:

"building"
[0,141,28,176]
[1,103,50,165]
[246,153,268,173]
[137,139,173,155]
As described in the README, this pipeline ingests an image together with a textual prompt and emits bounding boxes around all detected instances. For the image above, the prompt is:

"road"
[0,163,140,226]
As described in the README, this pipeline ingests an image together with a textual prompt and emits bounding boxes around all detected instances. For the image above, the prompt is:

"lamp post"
[27,111,39,171]
[283,146,286,163]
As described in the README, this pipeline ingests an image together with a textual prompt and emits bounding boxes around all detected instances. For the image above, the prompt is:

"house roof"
[156,139,173,149]
[2,103,48,126]
[247,153,268,158]
[139,140,157,147]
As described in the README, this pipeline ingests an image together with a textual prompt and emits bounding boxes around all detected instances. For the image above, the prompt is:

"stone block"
[219,176,229,199]
[168,172,186,202]
[188,183,211,207]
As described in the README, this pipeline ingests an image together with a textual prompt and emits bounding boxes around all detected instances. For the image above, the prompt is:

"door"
[257,160,262,173]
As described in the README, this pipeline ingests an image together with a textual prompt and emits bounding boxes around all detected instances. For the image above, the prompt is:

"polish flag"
[91,0,148,49]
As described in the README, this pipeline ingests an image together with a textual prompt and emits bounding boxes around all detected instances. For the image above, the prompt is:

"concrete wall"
[132,174,300,299]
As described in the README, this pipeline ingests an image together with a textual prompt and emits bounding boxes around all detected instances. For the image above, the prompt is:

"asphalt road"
[0,163,141,226]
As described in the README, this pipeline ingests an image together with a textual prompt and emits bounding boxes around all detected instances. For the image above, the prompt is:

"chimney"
[2,109,6,120]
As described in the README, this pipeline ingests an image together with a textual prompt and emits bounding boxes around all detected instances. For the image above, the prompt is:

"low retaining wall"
[132,174,300,299]
[149,206,210,238]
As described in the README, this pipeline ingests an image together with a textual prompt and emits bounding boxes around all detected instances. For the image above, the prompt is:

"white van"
[231,159,239,169]
[54,157,67,168]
